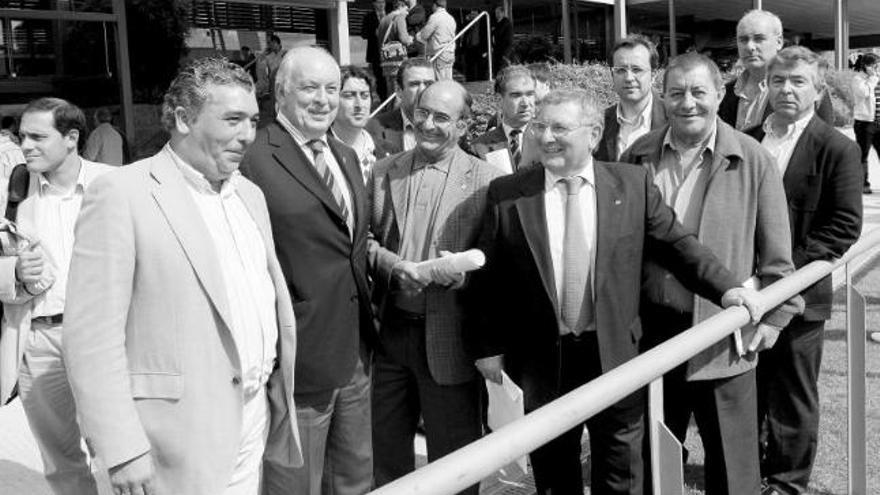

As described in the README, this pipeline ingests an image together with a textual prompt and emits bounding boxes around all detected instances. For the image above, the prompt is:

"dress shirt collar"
[401,109,415,132]
[544,157,596,193]
[616,92,653,127]
[733,70,767,100]
[165,143,237,198]
[663,122,717,157]
[276,111,329,151]
[763,109,814,140]
[501,121,526,143]
[37,157,87,197]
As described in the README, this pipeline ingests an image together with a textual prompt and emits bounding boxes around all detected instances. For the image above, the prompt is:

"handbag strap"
[382,11,401,44]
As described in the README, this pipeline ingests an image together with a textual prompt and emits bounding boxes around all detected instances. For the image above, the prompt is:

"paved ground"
[2,140,879,494]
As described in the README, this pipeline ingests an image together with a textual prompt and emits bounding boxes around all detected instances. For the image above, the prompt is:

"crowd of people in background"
[0,6,871,495]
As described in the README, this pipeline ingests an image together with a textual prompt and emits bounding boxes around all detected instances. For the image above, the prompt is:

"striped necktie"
[307,139,353,233]
[509,128,522,170]
[560,177,594,335]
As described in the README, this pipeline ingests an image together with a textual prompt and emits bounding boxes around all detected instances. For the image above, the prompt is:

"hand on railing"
[720,286,764,324]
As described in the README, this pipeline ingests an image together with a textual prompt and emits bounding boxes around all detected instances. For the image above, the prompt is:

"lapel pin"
[614,199,622,205]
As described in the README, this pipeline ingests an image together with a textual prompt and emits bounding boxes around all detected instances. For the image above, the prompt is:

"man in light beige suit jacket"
[62,58,302,495]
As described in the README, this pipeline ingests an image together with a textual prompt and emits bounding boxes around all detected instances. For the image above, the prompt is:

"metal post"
[753,0,762,9]
[833,0,848,70]
[846,263,867,495]
[614,0,626,41]
[486,13,493,81]
[561,0,572,63]
[111,0,135,154]
[668,0,677,57]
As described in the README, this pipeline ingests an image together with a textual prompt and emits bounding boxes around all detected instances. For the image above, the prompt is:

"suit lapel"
[329,137,366,233]
[605,106,620,161]
[434,149,473,248]
[594,163,623,297]
[783,117,820,191]
[149,152,235,335]
[268,124,348,229]
[514,168,558,312]
[388,151,413,234]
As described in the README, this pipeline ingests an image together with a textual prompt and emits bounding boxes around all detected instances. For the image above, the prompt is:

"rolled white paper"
[415,249,486,281]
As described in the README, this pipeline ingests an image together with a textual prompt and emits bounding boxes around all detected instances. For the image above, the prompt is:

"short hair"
[340,64,377,95]
[663,52,724,92]
[241,46,251,52]
[161,57,255,132]
[268,34,281,45]
[611,34,660,70]
[22,97,87,147]
[767,46,827,91]
[527,62,551,83]
[94,107,113,124]
[275,46,338,101]
[537,89,603,131]
[494,65,536,95]
[858,53,880,73]
[737,9,783,37]
[433,0,447,7]
[415,81,473,120]
[395,57,434,89]
[1,116,15,130]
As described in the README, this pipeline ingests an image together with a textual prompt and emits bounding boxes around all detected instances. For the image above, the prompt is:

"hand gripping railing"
[369,227,880,495]
[369,10,493,118]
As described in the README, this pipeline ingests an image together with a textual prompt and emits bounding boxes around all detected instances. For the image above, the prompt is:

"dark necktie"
[307,139,352,233]
[560,177,594,335]
[509,128,522,170]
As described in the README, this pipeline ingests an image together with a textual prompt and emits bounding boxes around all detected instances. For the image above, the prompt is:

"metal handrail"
[369,10,494,118]
[369,227,880,495]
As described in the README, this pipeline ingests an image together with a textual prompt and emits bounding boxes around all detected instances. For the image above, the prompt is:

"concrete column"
[669,0,677,57]
[753,0,762,9]
[329,0,350,64]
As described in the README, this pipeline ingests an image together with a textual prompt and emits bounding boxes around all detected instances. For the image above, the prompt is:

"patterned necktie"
[307,139,353,233]
[509,128,522,170]
[874,80,880,124]
[560,177,594,335]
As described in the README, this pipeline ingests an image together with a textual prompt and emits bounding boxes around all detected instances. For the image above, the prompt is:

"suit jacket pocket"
[130,372,183,400]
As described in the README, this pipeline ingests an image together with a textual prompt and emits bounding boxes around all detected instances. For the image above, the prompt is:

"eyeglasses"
[611,65,649,77]
[529,121,589,138]
[412,108,457,127]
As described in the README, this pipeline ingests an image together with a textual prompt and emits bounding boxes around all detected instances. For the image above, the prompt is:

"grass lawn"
[678,260,880,495]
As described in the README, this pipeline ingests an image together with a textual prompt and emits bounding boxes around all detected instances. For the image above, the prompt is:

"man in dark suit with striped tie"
[468,65,537,173]
[240,46,377,495]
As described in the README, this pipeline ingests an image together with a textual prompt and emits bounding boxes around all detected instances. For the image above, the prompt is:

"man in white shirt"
[596,34,667,162]
[0,97,112,495]
[747,46,862,495]
[83,107,124,166]
[367,57,436,154]
[469,65,537,173]
[417,0,456,80]
[61,58,301,495]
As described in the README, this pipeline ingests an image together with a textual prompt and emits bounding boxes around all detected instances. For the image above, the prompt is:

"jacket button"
[232,376,241,386]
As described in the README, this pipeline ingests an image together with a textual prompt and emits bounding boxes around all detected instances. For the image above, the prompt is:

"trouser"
[853,120,879,187]
[372,308,481,495]
[757,318,825,495]
[529,332,645,495]
[18,320,99,495]
[369,60,389,100]
[263,356,372,495]
[433,59,454,81]
[641,304,761,495]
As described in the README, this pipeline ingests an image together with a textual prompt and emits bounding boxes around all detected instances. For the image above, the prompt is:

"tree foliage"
[126,0,191,103]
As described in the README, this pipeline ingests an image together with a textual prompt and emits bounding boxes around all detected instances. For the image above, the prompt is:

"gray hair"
[275,46,339,101]
[767,45,827,91]
[737,9,783,37]
[537,89,603,130]
[161,57,254,132]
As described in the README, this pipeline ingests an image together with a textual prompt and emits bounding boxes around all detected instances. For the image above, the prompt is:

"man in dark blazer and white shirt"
[595,34,667,162]
[469,65,537,173]
[470,89,763,495]
[240,46,376,495]
[747,47,862,495]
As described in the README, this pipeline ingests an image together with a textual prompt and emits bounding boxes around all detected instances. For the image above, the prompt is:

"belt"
[32,314,63,325]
